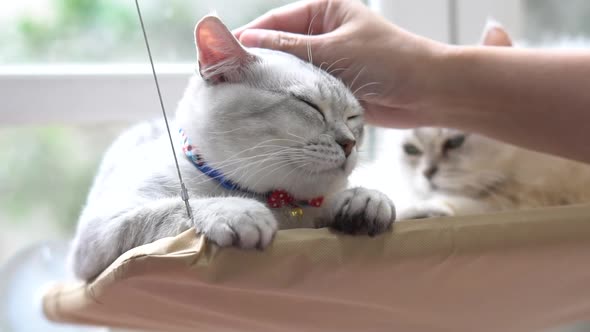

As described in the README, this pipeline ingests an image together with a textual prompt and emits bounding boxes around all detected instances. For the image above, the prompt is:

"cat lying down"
[395,22,590,219]
[396,127,590,219]
[69,16,395,281]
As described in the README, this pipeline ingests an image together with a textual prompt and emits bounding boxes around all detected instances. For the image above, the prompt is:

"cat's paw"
[196,198,278,249]
[397,205,453,220]
[330,187,396,236]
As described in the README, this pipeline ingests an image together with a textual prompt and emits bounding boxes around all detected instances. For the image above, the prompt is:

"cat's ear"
[195,16,255,83]
[480,18,513,47]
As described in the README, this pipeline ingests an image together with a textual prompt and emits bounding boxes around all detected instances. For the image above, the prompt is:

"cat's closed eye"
[292,94,324,120]
[403,143,422,156]
[443,135,466,151]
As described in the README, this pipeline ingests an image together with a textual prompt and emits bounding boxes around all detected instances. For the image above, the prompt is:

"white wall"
[369,0,451,43]
[455,0,523,44]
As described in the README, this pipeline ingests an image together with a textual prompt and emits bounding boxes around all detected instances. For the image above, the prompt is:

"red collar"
[267,189,324,209]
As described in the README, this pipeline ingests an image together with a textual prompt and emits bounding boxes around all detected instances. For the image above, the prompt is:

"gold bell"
[290,207,304,218]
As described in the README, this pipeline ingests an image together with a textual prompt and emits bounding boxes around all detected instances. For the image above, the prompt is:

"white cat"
[397,22,590,219]
[69,16,395,281]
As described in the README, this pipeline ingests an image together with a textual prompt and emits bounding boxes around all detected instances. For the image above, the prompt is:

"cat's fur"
[69,16,395,281]
[397,22,590,219]
[397,127,590,219]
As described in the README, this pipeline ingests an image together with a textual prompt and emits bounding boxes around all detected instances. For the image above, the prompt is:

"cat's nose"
[423,166,438,179]
[338,138,356,158]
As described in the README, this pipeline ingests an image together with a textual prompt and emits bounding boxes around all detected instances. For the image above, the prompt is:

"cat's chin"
[308,165,349,176]
[239,165,350,199]
[297,155,356,177]
[290,165,350,187]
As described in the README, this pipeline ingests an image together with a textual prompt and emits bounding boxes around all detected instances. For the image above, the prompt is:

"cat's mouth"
[301,147,349,173]
[296,155,357,180]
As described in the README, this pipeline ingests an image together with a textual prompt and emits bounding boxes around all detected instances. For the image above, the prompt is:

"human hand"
[234,0,447,128]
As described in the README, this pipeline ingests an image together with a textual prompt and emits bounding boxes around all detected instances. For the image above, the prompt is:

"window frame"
[1,1,526,126]
[0,64,192,125]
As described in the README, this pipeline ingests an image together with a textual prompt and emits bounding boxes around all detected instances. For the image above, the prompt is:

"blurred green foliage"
[0,126,118,231]
[3,0,293,63]
[8,0,136,62]
[524,0,590,41]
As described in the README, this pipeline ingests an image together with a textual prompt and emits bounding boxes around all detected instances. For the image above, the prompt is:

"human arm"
[235,0,590,163]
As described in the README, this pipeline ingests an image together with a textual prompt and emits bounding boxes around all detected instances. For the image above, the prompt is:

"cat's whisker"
[328,67,349,76]
[198,149,294,172]
[306,11,319,64]
[267,159,311,188]
[223,150,306,186]
[189,158,283,189]
[200,138,304,168]
[210,150,303,181]
[285,131,306,142]
[204,126,249,135]
[356,92,380,102]
[230,152,304,182]
[254,162,306,190]
[324,57,349,73]
[348,66,365,92]
[352,81,381,97]
[362,92,380,97]
[301,162,318,190]
[189,149,304,187]
[230,155,308,191]
[246,158,308,189]
[203,146,302,169]
[278,161,313,188]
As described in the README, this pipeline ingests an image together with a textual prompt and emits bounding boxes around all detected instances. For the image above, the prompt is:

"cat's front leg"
[71,196,277,281]
[397,201,454,220]
[328,187,396,236]
[193,197,278,249]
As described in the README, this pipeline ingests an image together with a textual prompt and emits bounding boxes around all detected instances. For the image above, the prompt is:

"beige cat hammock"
[43,205,590,332]
[42,3,590,332]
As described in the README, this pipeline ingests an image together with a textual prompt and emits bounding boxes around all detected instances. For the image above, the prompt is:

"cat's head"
[176,16,363,197]
[399,128,516,198]
[399,22,514,198]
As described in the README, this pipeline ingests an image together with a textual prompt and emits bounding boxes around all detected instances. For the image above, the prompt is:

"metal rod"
[134,0,193,219]
[448,0,459,45]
